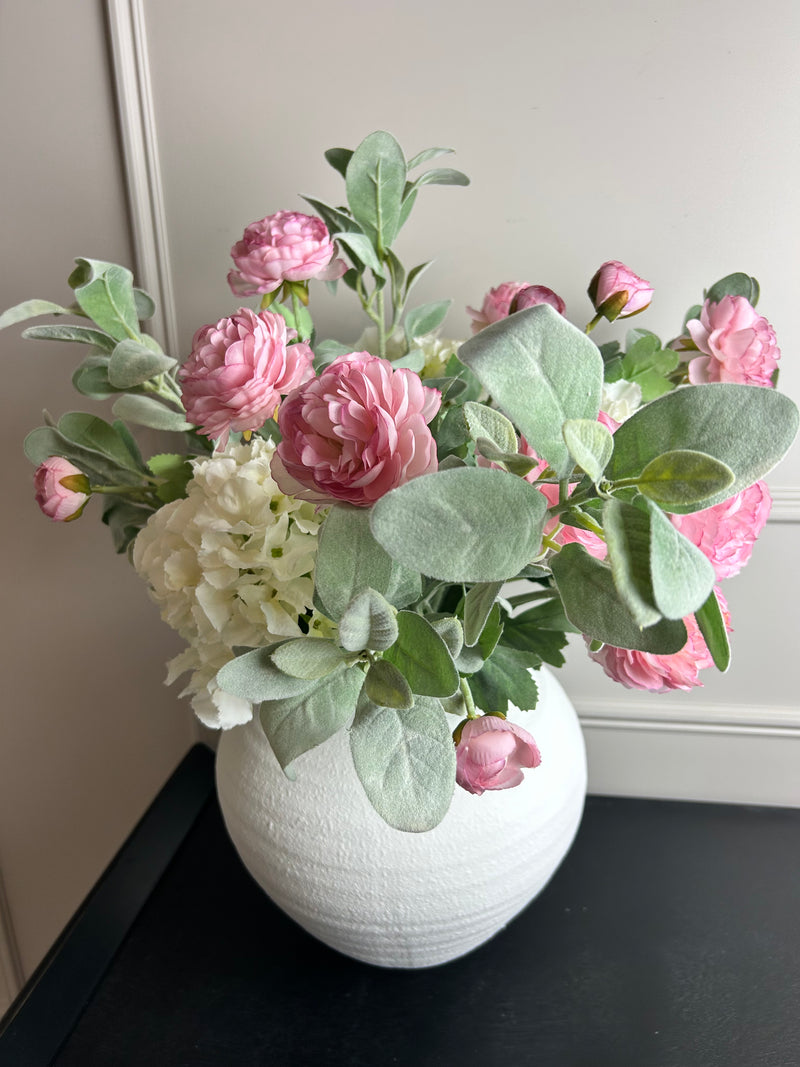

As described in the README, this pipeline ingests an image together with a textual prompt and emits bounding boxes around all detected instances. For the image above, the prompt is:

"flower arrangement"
[4,131,797,832]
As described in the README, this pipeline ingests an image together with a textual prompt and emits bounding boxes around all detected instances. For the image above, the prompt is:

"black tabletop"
[2,744,799,1067]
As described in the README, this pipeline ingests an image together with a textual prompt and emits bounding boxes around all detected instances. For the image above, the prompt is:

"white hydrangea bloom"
[601,379,643,423]
[132,438,331,729]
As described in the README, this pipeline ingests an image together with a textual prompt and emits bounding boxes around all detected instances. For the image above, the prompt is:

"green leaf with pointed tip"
[404,299,451,341]
[337,588,398,652]
[383,611,459,697]
[405,167,470,193]
[406,147,454,170]
[24,425,141,486]
[463,402,517,455]
[216,646,316,703]
[642,497,715,620]
[324,147,353,178]
[563,419,614,483]
[22,324,116,350]
[349,691,455,832]
[112,394,192,432]
[455,602,503,673]
[551,543,688,652]
[458,304,604,478]
[69,259,140,342]
[606,383,799,512]
[259,665,364,774]
[345,131,407,251]
[469,647,540,714]
[56,411,145,473]
[603,498,661,628]
[108,339,176,389]
[392,349,425,372]
[147,452,192,503]
[314,504,421,622]
[133,288,156,321]
[301,195,361,242]
[271,638,347,680]
[705,272,759,307]
[472,438,540,477]
[333,231,385,277]
[428,616,464,659]
[635,449,735,509]
[364,659,413,709]
[0,299,74,330]
[695,588,731,672]
[404,260,433,298]
[463,582,504,647]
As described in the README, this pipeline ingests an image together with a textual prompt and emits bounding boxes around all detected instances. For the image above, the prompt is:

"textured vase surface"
[215,666,587,969]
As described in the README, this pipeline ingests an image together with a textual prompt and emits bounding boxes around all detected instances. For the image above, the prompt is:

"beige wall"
[0,1,196,996]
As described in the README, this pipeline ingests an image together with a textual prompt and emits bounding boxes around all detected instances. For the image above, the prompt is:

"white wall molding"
[105,0,179,358]
[576,697,800,734]
[769,486,800,523]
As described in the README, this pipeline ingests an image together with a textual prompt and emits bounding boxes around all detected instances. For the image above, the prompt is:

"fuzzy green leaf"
[463,581,504,647]
[370,467,548,583]
[259,665,364,774]
[349,691,455,832]
[22,324,116,351]
[337,588,399,652]
[69,259,140,342]
[636,449,735,509]
[271,638,347,680]
[383,611,459,697]
[0,299,74,330]
[643,498,716,620]
[314,505,422,621]
[551,543,688,652]
[112,394,192,432]
[463,402,517,455]
[345,131,407,250]
[458,304,604,478]
[364,659,414,710]
[108,339,176,389]
[216,646,318,703]
[404,299,451,341]
[603,497,661,628]
[695,588,731,672]
[606,383,799,512]
[562,419,614,483]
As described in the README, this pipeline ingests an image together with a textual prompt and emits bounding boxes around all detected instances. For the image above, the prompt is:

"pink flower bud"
[670,481,771,580]
[455,715,542,795]
[586,588,732,692]
[467,281,531,333]
[34,457,90,522]
[272,352,441,507]
[511,285,567,316]
[227,211,346,296]
[178,308,314,447]
[588,260,653,321]
[685,296,780,387]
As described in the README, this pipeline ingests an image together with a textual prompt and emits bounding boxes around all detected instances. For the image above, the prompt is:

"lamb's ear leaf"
[350,691,455,832]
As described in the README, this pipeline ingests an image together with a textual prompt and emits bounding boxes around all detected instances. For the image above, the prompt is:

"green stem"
[376,288,386,357]
[585,312,603,334]
[460,677,478,719]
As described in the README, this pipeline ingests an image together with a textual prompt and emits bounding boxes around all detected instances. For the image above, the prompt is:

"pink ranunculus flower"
[34,457,90,522]
[588,260,653,319]
[685,296,780,387]
[272,352,441,507]
[670,481,772,580]
[455,715,542,796]
[587,588,732,692]
[467,281,531,333]
[227,211,346,297]
[178,308,314,447]
[511,285,567,316]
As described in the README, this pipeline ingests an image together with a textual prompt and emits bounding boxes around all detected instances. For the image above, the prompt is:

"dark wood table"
[1,744,799,1066]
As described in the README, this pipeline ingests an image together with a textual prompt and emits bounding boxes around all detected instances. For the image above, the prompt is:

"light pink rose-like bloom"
[670,481,772,580]
[511,285,567,316]
[34,457,90,522]
[685,296,780,387]
[588,260,653,318]
[467,281,531,333]
[178,308,314,447]
[272,352,441,507]
[587,589,732,692]
[227,211,346,297]
[455,716,542,796]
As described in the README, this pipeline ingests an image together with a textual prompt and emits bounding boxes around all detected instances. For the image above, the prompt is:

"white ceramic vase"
[215,666,586,969]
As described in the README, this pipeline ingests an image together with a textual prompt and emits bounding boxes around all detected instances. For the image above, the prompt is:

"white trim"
[576,697,800,733]
[768,486,800,523]
[105,0,179,358]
